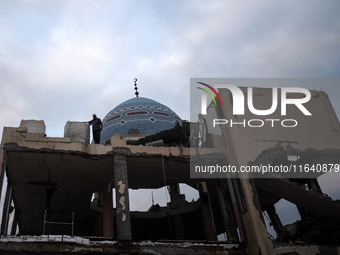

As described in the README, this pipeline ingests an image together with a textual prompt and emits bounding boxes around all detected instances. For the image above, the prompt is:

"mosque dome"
[100,97,183,143]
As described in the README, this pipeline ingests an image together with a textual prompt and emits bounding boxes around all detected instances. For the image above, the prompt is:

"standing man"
[88,114,103,144]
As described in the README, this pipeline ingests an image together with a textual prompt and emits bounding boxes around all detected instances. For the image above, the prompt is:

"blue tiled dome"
[100,97,182,142]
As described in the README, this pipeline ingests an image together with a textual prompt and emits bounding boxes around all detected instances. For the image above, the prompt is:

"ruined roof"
[100,97,182,142]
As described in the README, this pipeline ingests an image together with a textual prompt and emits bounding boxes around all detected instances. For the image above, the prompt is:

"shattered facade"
[0,88,339,255]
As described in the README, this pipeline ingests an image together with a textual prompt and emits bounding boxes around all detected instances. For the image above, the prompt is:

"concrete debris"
[135,240,239,249]
[141,248,162,255]
[0,235,90,245]
[138,241,155,246]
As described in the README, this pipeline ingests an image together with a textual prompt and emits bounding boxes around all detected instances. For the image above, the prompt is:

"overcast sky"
[1,0,340,238]
[1,1,340,137]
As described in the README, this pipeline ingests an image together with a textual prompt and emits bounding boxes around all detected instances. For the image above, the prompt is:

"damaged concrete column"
[103,182,114,238]
[197,182,217,241]
[1,181,12,235]
[0,151,6,211]
[10,210,18,235]
[216,180,240,242]
[265,204,286,242]
[169,184,186,240]
[114,154,132,241]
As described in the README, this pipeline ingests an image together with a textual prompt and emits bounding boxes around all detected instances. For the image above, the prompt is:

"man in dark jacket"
[88,114,103,144]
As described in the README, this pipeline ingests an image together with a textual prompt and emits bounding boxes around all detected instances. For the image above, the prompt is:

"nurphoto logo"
[197,82,312,128]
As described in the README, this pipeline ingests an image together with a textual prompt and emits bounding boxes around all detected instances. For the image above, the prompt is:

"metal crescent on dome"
[134,78,139,97]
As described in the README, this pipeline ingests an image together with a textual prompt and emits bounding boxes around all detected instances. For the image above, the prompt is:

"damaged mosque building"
[0,83,340,255]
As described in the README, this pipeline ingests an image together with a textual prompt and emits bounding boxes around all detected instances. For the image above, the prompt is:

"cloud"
[0,0,338,138]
